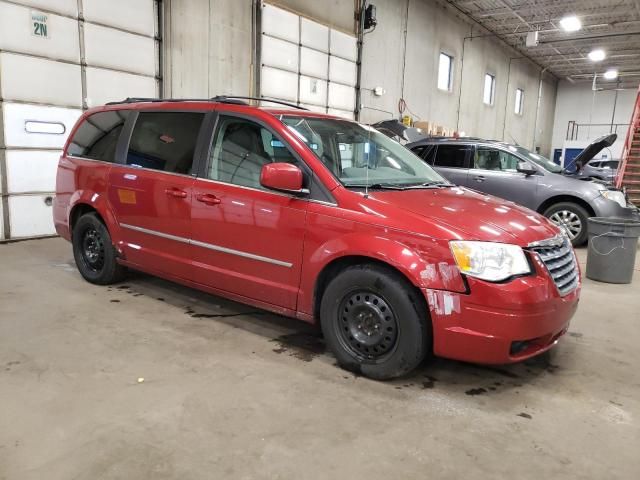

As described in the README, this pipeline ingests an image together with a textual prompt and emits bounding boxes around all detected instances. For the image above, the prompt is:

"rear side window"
[126,112,205,175]
[434,145,470,168]
[67,110,129,162]
[413,144,437,165]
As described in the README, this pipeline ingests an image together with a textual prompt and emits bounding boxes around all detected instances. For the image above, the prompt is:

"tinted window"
[126,112,204,174]
[434,145,470,168]
[67,110,129,162]
[208,116,299,189]
[413,144,437,165]
[475,147,520,171]
[602,161,618,169]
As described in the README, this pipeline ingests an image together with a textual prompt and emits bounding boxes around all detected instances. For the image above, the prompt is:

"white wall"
[551,81,637,159]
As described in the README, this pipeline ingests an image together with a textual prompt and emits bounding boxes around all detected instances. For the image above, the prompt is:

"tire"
[320,264,430,380]
[543,202,590,246]
[72,212,126,285]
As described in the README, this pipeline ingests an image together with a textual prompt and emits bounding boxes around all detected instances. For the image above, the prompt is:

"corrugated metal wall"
[0,0,159,240]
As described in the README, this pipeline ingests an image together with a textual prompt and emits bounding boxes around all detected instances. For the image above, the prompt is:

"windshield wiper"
[344,183,408,190]
[404,180,454,188]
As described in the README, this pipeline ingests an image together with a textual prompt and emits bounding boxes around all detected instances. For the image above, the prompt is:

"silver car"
[407,138,637,245]
[579,159,620,183]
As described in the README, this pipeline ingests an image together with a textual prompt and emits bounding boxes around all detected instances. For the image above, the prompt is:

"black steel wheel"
[80,226,106,273]
[320,264,430,380]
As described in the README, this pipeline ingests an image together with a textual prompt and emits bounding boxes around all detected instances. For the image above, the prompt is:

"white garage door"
[260,3,357,120]
[0,0,159,240]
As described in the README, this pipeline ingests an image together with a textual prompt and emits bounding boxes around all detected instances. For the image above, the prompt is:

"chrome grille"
[530,238,579,296]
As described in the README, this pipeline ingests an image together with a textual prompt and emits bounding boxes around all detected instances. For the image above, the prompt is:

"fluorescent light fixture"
[603,69,618,80]
[559,15,581,32]
[588,49,606,62]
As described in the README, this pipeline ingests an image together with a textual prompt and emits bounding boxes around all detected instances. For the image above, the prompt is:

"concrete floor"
[1,238,639,480]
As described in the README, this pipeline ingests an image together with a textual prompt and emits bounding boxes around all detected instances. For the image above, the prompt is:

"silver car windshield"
[512,145,563,173]
[281,116,448,188]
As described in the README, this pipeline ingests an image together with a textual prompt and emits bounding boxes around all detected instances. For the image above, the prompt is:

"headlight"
[601,190,627,208]
[450,241,531,282]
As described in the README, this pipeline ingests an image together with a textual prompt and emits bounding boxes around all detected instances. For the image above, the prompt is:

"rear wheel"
[72,213,125,284]
[320,264,429,380]
[543,202,590,246]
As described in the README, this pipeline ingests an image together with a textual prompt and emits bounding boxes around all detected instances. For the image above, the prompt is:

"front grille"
[530,238,579,296]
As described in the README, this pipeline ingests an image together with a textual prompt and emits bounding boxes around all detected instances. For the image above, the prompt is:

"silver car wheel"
[549,210,582,240]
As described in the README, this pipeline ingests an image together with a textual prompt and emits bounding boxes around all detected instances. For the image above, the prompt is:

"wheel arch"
[70,203,104,231]
[537,195,595,217]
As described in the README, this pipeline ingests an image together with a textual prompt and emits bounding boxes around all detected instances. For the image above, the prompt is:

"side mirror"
[260,163,307,194]
[517,161,537,176]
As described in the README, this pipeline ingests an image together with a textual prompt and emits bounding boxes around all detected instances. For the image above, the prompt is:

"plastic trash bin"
[586,217,640,284]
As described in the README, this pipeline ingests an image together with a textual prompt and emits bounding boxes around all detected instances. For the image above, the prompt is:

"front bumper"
[591,195,639,220]
[425,254,580,364]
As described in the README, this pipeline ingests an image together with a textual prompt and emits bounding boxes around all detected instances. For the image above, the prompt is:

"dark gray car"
[407,138,637,245]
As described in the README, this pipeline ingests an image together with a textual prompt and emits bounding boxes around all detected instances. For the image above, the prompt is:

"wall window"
[126,112,204,174]
[515,88,524,115]
[483,73,495,105]
[438,53,453,91]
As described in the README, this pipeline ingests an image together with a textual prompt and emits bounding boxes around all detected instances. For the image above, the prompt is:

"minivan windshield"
[512,145,563,173]
[281,116,448,188]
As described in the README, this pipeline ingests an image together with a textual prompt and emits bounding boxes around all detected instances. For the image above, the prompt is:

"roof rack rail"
[211,95,308,110]
[104,97,221,105]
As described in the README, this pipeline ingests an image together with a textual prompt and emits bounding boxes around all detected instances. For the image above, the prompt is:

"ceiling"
[445,0,640,89]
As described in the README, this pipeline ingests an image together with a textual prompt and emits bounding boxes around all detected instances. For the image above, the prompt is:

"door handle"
[474,175,486,182]
[195,193,221,205]
[165,188,188,198]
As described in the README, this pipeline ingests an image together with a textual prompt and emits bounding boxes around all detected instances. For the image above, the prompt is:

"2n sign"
[31,11,49,39]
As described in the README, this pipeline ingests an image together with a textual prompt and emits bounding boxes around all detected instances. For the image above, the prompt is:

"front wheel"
[320,264,430,380]
[543,202,590,246]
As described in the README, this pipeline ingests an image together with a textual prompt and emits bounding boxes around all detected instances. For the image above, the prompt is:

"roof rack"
[105,96,308,110]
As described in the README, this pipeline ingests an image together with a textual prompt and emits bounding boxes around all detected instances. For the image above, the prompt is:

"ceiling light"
[588,49,606,62]
[559,15,581,32]
[603,69,618,80]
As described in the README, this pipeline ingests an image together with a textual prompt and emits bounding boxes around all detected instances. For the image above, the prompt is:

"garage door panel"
[328,108,355,120]
[328,83,355,111]
[300,104,327,114]
[84,23,156,76]
[8,194,56,238]
[261,66,298,102]
[0,3,80,62]
[301,17,328,52]
[300,47,328,79]
[0,202,4,240]
[86,68,157,107]
[83,0,155,37]
[330,29,357,62]
[299,76,327,107]
[329,56,357,87]
[11,0,77,17]
[6,150,60,194]
[262,4,299,43]
[0,53,82,107]
[261,35,299,73]
[1,102,81,149]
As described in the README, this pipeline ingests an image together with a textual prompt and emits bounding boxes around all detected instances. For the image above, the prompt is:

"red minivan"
[54,97,580,380]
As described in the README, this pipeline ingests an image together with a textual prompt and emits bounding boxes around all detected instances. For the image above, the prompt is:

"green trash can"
[586,217,640,284]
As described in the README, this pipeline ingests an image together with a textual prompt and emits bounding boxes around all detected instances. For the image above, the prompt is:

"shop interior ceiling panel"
[328,82,356,111]
[8,194,56,238]
[82,0,155,36]
[301,17,329,52]
[6,150,60,194]
[0,53,82,108]
[10,0,77,16]
[329,56,357,87]
[299,76,327,107]
[261,35,299,73]
[329,29,357,62]
[260,66,298,102]
[85,68,157,107]
[300,47,328,79]
[261,3,299,42]
[83,23,156,76]
[1,103,81,149]
[0,3,79,62]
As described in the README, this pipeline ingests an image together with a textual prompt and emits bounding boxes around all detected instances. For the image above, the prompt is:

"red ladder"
[616,85,640,205]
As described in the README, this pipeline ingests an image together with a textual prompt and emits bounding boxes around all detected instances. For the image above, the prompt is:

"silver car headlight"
[450,241,531,282]
[601,190,627,208]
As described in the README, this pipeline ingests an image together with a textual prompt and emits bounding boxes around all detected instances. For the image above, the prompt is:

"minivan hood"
[370,187,560,246]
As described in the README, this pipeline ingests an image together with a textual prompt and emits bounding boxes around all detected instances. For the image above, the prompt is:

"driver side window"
[475,147,520,172]
[208,116,298,189]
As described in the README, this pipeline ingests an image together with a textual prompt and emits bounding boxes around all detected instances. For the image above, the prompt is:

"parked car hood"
[369,187,560,246]
[571,133,617,169]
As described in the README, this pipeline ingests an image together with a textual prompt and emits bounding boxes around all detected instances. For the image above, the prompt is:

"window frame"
[437,52,454,92]
[483,73,496,106]
[515,88,524,115]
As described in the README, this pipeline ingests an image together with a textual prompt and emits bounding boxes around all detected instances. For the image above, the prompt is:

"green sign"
[31,11,49,38]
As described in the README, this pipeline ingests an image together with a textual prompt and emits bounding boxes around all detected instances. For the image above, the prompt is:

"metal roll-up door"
[0,0,159,240]
[259,3,357,120]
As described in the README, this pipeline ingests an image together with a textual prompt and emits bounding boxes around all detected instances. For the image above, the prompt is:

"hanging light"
[588,49,606,62]
[603,69,619,80]
[559,15,582,32]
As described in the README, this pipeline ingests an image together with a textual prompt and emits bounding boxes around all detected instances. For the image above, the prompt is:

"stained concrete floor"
[0,237,639,479]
